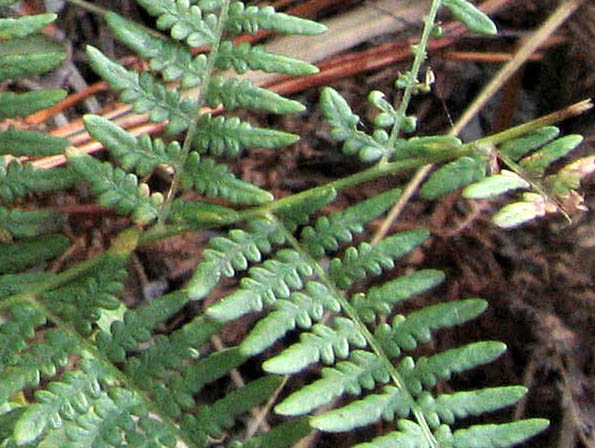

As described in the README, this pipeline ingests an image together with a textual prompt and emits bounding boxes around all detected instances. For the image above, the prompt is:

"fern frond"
[434,419,550,448]
[0,160,77,202]
[0,305,46,372]
[0,34,66,82]
[169,199,240,226]
[0,329,77,403]
[84,114,181,176]
[299,187,402,258]
[0,89,66,119]
[188,218,286,300]
[0,234,69,274]
[274,350,389,416]
[229,416,312,448]
[0,272,55,298]
[216,41,318,76]
[321,87,390,162]
[66,147,164,225]
[519,134,583,178]
[351,419,428,448]
[498,126,560,161]
[193,113,299,157]
[42,254,128,335]
[135,0,219,47]
[180,152,273,204]
[442,0,498,35]
[374,299,487,357]
[182,376,282,445]
[13,360,103,445]
[0,126,67,157]
[420,155,487,200]
[328,229,430,288]
[262,317,367,374]
[311,385,412,432]
[225,2,326,35]
[0,13,57,39]
[399,341,507,394]
[418,386,527,428]
[206,248,313,322]
[275,187,337,231]
[86,46,195,135]
[205,76,305,114]
[351,270,445,323]
[239,281,341,356]
[0,207,65,240]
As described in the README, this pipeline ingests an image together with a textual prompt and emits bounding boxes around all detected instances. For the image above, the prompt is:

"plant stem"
[384,0,444,158]
[157,0,231,225]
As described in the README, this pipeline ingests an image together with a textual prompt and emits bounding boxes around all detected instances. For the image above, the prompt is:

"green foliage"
[0,34,65,82]
[2,0,588,447]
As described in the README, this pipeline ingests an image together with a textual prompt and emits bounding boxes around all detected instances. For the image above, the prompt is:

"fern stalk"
[157,0,231,225]
[384,0,443,158]
[274,216,439,448]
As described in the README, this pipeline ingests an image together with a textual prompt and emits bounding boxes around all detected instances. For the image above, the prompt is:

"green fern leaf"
[207,248,313,322]
[240,281,341,356]
[14,363,102,445]
[443,0,497,35]
[329,229,430,289]
[0,34,66,82]
[206,76,305,114]
[352,419,430,448]
[86,46,195,134]
[104,12,206,87]
[66,147,164,225]
[463,170,530,199]
[0,305,46,372]
[0,207,66,240]
[0,272,55,298]
[435,419,550,448]
[0,126,68,157]
[519,134,583,177]
[226,2,327,35]
[0,89,66,119]
[300,187,402,258]
[216,41,319,75]
[0,234,69,274]
[194,113,299,157]
[180,152,273,204]
[169,199,240,226]
[0,160,77,202]
[84,114,181,176]
[136,0,218,47]
[274,350,389,416]
[188,218,286,300]
[399,341,507,394]
[42,254,128,335]
[0,329,77,404]
[275,187,337,231]
[263,317,367,374]
[312,386,412,432]
[419,386,528,428]
[375,299,487,357]
[321,87,389,162]
[393,136,463,161]
[230,416,312,448]
[0,13,56,39]
[499,126,559,161]
[420,156,487,200]
[186,376,283,441]
[352,270,445,323]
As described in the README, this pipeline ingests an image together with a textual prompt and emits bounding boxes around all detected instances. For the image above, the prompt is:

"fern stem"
[157,0,232,225]
[384,0,444,158]
[275,217,438,448]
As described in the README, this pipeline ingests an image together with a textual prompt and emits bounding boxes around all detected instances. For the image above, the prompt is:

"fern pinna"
[0,0,592,447]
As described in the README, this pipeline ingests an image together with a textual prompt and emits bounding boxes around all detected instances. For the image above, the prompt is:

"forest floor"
[4,0,595,447]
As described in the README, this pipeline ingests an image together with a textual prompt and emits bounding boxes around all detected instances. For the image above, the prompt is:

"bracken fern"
[0,0,592,447]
